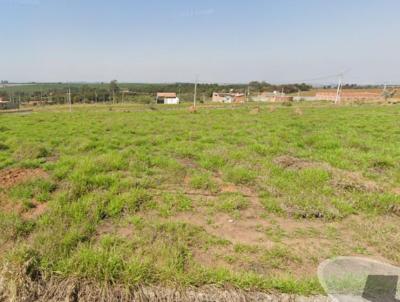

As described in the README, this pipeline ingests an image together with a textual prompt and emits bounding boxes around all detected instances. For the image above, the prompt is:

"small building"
[156,92,180,104]
[253,92,293,103]
[293,96,318,102]
[0,100,19,110]
[212,92,245,103]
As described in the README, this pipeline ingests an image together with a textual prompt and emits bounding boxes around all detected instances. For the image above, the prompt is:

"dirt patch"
[191,247,230,269]
[213,171,258,197]
[178,158,198,169]
[220,184,238,193]
[166,171,272,248]
[0,192,18,210]
[152,172,274,248]
[96,220,118,238]
[0,195,48,219]
[273,156,326,171]
[22,201,48,220]
[175,211,273,248]
[0,168,49,219]
[45,155,59,163]
[183,175,191,186]
[272,216,327,233]
[331,171,380,193]
[0,168,48,189]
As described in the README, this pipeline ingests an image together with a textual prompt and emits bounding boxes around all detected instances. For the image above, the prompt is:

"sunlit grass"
[1,102,400,295]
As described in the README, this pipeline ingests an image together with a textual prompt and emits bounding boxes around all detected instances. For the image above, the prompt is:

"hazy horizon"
[2,0,400,85]
[1,81,396,87]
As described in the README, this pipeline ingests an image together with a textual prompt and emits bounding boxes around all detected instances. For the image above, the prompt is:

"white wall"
[164,97,180,104]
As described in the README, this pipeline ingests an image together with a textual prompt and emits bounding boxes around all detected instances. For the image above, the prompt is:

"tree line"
[0,80,315,104]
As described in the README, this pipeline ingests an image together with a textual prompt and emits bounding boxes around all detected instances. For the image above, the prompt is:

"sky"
[1,0,400,84]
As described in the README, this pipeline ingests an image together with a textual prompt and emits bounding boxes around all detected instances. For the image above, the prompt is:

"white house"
[156,92,180,104]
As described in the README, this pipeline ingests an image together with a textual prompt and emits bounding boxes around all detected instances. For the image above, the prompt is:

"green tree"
[110,80,120,94]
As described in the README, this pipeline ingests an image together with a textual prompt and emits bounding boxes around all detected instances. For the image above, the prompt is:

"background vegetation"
[0,81,314,105]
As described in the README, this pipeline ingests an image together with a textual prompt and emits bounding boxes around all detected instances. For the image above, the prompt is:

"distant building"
[253,92,293,103]
[0,99,19,110]
[316,91,381,101]
[212,92,245,103]
[156,92,180,104]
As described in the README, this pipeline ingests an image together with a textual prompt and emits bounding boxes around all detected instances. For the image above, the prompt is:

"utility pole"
[193,75,198,108]
[335,74,343,104]
[68,88,72,112]
[112,90,115,104]
[95,89,98,103]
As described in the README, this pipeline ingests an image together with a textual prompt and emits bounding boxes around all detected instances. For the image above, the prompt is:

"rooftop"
[157,92,177,98]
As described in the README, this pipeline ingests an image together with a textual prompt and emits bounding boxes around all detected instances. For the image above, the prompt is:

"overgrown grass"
[1,103,400,295]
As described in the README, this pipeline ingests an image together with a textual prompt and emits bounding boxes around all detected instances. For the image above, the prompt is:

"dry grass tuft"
[330,171,380,193]
[273,156,319,171]
[294,107,303,116]
[188,106,197,113]
[0,262,328,302]
[249,107,261,115]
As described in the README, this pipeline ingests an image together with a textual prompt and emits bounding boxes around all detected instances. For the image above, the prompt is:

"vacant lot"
[0,103,399,299]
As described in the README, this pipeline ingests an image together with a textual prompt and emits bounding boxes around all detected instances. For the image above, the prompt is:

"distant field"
[1,103,400,299]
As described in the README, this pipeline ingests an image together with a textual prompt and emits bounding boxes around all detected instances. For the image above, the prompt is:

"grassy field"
[0,102,399,298]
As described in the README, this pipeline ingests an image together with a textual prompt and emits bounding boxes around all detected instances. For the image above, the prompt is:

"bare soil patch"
[331,171,380,193]
[174,211,273,248]
[0,168,48,189]
[22,201,48,220]
[0,195,48,219]
[0,168,49,218]
[273,156,327,171]
[178,158,199,169]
